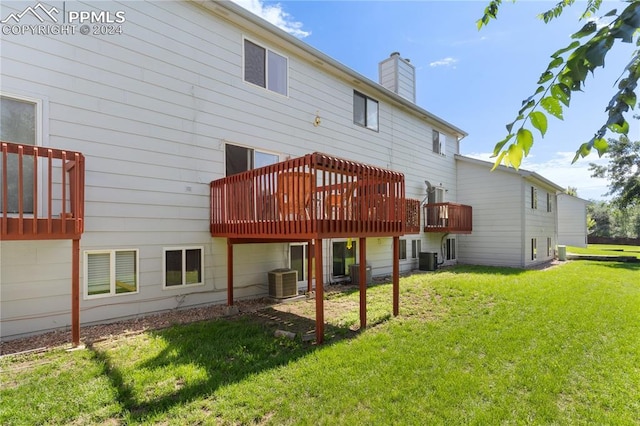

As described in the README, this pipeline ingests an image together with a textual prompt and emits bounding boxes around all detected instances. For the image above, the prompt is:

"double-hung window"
[0,94,39,214]
[244,39,288,96]
[432,130,446,155]
[225,144,279,176]
[353,91,379,131]
[546,192,552,212]
[85,249,138,298]
[164,247,204,288]
[531,186,538,209]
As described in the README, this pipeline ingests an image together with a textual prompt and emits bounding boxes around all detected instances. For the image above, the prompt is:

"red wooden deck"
[210,152,420,240]
[423,202,472,234]
[1,141,85,241]
[1,141,85,347]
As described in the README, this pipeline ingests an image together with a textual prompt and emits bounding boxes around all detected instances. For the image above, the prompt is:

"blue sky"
[232,0,640,201]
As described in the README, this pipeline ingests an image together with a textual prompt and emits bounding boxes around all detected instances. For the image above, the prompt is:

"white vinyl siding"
[0,0,463,338]
[85,249,138,299]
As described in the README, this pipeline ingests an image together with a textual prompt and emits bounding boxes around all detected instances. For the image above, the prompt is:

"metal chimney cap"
[390,51,401,57]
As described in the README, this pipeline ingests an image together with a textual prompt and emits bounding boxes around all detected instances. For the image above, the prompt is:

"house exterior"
[455,155,564,268]
[557,194,589,247]
[0,0,471,340]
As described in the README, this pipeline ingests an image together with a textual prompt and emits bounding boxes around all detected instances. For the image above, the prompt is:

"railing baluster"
[33,147,39,234]
[47,150,53,234]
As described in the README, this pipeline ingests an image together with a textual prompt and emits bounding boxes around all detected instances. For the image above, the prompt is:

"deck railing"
[211,152,420,239]
[423,202,472,234]
[1,141,85,240]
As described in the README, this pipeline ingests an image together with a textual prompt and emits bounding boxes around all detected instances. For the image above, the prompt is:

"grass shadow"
[88,310,356,423]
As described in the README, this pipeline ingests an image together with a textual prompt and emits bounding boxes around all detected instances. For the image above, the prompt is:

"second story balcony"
[423,202,472,234]
[1,141,85,241]
[210,152,420,241]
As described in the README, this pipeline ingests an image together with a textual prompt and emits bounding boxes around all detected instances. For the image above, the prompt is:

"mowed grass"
[568,243,640,259]
[1,260,639,425]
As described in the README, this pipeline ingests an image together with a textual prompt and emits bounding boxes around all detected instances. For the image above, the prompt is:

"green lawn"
[1,261,639,425]
[568,243,640,259]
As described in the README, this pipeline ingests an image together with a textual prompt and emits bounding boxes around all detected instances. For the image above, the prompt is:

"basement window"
[164,247,204,288]
[85,250,138,299]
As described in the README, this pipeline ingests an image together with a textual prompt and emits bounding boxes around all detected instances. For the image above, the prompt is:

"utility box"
[349,264,372,286]
[558,245,567,261]
[419,252,438,271]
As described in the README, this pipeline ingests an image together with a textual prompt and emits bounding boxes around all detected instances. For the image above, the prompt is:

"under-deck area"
[210,152,421,343]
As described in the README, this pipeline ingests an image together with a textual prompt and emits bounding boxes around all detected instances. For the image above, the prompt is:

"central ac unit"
[268,269,298,298]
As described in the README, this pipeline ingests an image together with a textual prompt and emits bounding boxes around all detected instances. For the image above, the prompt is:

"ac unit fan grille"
[268,269,298,298]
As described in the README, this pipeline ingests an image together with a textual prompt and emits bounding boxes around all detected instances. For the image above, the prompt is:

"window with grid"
[85,250,138,298]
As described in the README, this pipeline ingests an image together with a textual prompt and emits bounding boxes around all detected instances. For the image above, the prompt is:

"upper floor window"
[546,192,552,212]
[432,130,446,155]
[0,94,39,214]
[531,186,538,209]
[353,91,379,131]
[244,39,288,96]
[225,143,279,176]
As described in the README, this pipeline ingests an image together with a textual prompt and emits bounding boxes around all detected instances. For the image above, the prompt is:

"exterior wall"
[0,1,461,338]
[523,179,557,267]
[557,194,588,247]
[456,159,524,267]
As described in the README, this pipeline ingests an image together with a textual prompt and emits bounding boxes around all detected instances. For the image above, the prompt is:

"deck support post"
[359,237,367,330]
[227,240,234,306]
[392,236,399,316]
[314,238,324,344]
[307,240,313,293]
[71,238,80,347]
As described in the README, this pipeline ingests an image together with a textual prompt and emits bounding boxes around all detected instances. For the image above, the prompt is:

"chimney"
[378,52,416,103]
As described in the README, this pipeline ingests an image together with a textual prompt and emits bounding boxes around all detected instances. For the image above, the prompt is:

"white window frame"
[411,239,422,259]
[432,130,446,156]
[546,192,553,213]
[531,186,538,209]
[163,246,205,289]
[547,237,552,257]
[225,142,280,176]
[399,239,407,260]
[531,238,538,261]
[84,249,139,300]
[445,237,457,261]
[353,91,379,131]
[242,37,289,96]
[0,92,45,217]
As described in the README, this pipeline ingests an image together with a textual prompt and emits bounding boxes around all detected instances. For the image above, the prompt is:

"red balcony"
[423,202,472,234]
[1,141,85,241]
[210,152,420,241]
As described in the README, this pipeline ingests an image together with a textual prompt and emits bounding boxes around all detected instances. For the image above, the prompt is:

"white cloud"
[463,151,611,201]
[429,57,458,68]
[231,0,310,38]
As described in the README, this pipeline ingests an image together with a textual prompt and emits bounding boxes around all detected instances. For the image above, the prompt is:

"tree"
[478,1,640,170]
[589,135,640,208]
[566,186,578,196]
[587,201,613,236]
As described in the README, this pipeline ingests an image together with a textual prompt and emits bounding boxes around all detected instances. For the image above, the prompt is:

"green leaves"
[479,0,640,170]
[541,97,563,119]
[529,111,548,137]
